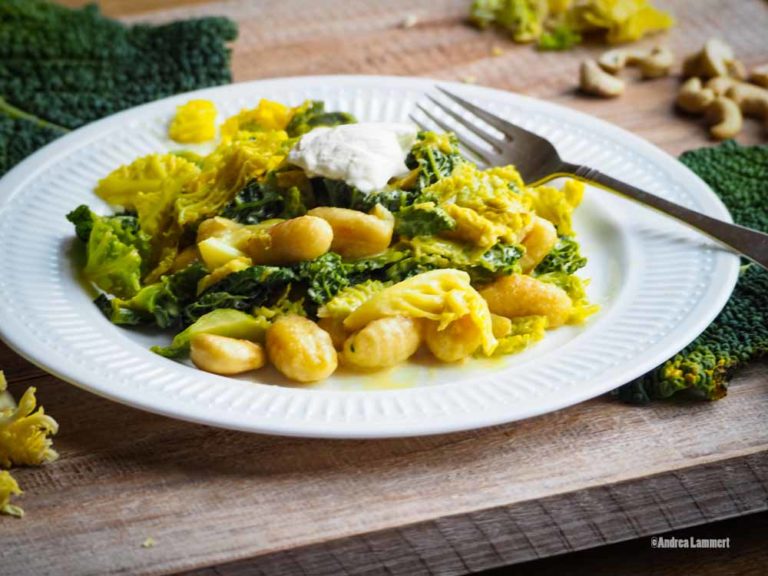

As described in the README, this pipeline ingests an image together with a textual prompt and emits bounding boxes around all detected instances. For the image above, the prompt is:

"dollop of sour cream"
[287,123,418,193]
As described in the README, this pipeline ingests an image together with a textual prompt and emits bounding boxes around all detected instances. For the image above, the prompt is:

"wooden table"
[2,1,767,575]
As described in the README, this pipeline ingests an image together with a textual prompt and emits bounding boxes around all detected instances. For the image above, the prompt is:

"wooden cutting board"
[2,1,767,575]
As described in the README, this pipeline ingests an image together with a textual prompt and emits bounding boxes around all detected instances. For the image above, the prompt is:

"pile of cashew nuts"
[676,40,768,140]
[579,38,768,140]
[579,46,675,97]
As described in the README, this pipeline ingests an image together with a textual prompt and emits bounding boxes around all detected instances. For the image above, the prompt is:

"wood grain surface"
[3,1,768,575]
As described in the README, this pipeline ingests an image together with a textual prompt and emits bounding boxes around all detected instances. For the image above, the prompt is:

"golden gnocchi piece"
[424,314,483,363]
[308,205,394,258]
[243,215,333,265]
[519,216,558,273]
[342,316,422,369]
[480,274,572,328]
[190,334,265,375]
[266,315,338,382]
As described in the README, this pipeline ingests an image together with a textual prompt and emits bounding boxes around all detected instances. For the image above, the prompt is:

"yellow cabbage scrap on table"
[0,371,59,518]
[470,0,674,49]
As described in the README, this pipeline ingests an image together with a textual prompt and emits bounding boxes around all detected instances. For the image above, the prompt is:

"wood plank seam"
[186,453,768,576]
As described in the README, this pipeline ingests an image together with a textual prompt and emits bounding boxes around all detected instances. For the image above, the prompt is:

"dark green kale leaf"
[343,249,411,284]
[468,243,523,283]
[294,252,350,306]
[0,0,237,176]
[535,236,587,275]
[184,265,295,324]
[221,174,308,224]
[286,101,355,137]
[617,141,768,403]
[405,132,465,192]
[311,178,416,213]
[96,262,207,328]
[394,203,456,238]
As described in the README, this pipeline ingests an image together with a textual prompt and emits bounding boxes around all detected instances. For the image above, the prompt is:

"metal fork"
[412,87,768,270]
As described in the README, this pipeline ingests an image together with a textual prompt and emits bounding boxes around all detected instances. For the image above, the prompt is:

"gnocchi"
[243,215,333,265]
[519,216,558,272]
[308,205,394,259]
[266,315,338,382]
[342,316,422,369]
[424,314,483,363]
[190,334,266,375]
[480,274,573,328]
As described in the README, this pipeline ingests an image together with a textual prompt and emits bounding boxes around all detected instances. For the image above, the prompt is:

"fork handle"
[561,162,768,270]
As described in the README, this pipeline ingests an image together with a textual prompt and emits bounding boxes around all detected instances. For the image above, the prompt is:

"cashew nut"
[706,76,738,96]
[726,82,768,118]
[580,59,625,98]
[682,39,743,79]
[637,47,675,79]
[705,97,743,140]
[749,64,768,88]
[676,78,715,114]
[597,48,643,74]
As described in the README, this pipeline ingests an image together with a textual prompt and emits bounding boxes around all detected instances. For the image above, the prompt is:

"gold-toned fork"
[412,87,768,270]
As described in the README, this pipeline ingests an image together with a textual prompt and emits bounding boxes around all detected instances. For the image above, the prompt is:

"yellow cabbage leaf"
[176,130,290,227]
[522,179,583,235]
[344,269,497,355]
[318,280,390,320]
[0,470,23,518]
[423,163,534,247]
[220,99,294,141]
[492,315,548,356]
[168,99,218,143]
[95,153,201,220]
[0,371,59,469]
[571,0,674,44]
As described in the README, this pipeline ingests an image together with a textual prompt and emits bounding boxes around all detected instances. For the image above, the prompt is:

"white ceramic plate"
[0,76,739,438]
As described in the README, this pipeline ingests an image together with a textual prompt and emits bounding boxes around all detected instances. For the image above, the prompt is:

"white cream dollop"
[287,123,418,193]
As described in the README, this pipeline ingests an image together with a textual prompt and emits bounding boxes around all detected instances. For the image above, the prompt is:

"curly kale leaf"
[67,205,151,299]
[469,243,524,283]
[0,97,68,178]
[394,203,456,238]
[385,238,523,284]
[535,236,587,275]
[343,249,411,284]
[286,101,355,137]
[311,178,415,213]
[184,265,295,324]
[405,132,465,192]
[617,141,768,404]
[0,1,236,176]
[96,262,207,328]
[222,175,307,224]
[294,252,350,306]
